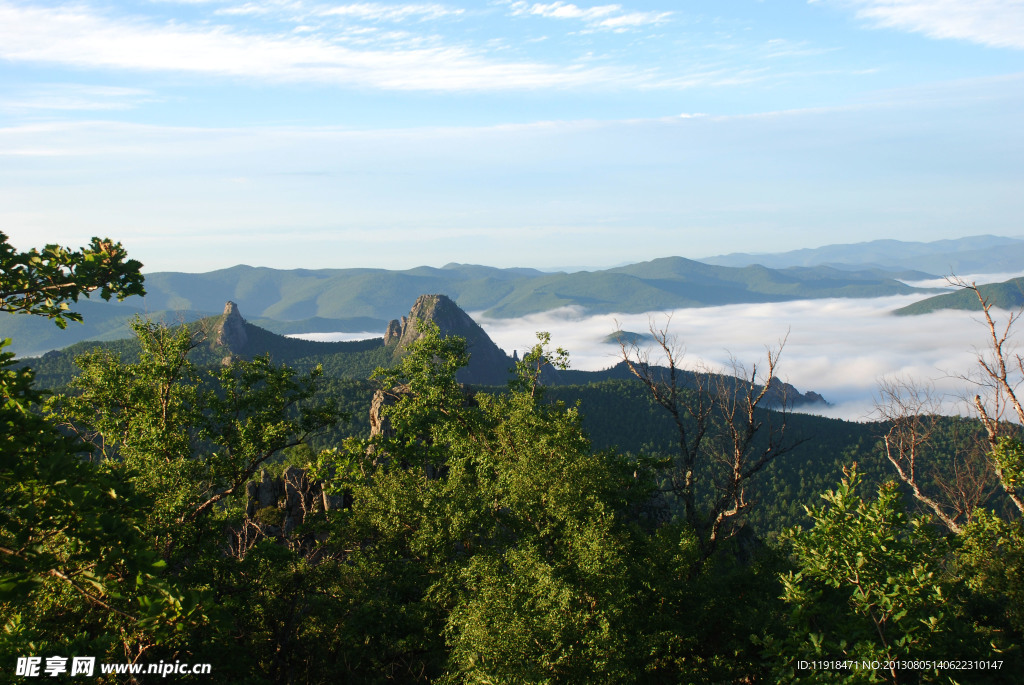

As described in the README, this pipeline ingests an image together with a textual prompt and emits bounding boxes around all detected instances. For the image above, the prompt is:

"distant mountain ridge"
[701,234,1024,273]
[125,259,934,319]
[0,257,938,356]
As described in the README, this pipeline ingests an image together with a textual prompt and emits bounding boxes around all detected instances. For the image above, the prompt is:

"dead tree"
[617,320,796,558]
[953,278,1024,515]
[874,278,1024,529]
[874,377,995,533]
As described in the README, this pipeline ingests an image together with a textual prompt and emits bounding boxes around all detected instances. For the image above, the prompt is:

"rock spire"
[215,300,249,355]
[384,294,512,385]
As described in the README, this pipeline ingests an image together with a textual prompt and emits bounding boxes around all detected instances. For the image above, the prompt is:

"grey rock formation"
[765,376,829,408]
[383,318,403,346]
[367,382,466,479]
[802,390,828,406]
[369,384,408,440]
[231,466,347,557]
[215,301,249,355]
[385,294,512,385]
[244,466,343,529]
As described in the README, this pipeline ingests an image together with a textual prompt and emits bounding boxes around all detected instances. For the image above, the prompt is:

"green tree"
[0,230,143,326]
[311,324,789,683]
[37,322,346,681]
[867,281,1024,679]
[314,326,655,682]
[766,467,1004,684]
[49,319,343,562]
[1,233,199,665]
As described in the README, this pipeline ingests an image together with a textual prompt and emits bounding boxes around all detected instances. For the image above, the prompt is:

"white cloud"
[507,1,671,31]
[212,1,465,21]
[474,295,1015,421]
[287,331,383,341]
[214,3,276,16]
[818,0,1024,49]
[319,3,464,21]
[0,85,159,113]
[900,271,1024,288]
[0,1,641,90]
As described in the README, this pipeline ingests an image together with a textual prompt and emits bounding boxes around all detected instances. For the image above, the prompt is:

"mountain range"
[701,234,1024,273]
[8,234,1022,357]
[894,276,1024,316]
[102,258,935,321]
[2,255,939,357]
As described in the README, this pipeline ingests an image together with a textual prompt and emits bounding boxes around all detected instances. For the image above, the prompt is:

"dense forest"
[2,232,1022,684]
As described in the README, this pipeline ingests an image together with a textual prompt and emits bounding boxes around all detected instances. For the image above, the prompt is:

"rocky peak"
[383,318,404,346]
[388,295,468,349]
[215,300,249,355]
[386,294,512,385]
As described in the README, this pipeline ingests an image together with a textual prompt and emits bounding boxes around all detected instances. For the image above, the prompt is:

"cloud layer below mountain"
[474,292,1020,421]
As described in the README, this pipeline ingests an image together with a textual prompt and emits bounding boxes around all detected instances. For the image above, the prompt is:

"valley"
[4,0,1022,676]
[4,230,1022,684]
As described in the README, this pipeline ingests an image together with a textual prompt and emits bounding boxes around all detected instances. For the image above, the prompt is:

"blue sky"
[1,0,1023,272]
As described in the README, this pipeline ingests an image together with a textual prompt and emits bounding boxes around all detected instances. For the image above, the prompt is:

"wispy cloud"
[759,37,837,59]
[506,1,671,32]
[2,71,1019,274]
[319,3,464,21]
[0,85,160,113]
[817,0,1024,49]
[214,1,463,22]
[0,1,643,91]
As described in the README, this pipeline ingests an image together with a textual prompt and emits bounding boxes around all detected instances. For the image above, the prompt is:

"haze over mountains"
[701,235,1024,273]
[2,235,1020,360]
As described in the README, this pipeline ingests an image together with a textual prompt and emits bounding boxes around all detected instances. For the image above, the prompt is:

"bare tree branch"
[876,278,1024,525]
[949,278,1024,515]
[618,320,797,558]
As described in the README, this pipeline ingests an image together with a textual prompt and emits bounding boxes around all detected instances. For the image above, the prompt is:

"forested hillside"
[895,276,1024,315]
[0,255,940,356]
[3,233,1022,684]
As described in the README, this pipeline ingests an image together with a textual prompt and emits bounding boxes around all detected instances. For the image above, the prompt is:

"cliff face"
[384,294,512,385]
[215,301,249,355]
[383,318,403,346]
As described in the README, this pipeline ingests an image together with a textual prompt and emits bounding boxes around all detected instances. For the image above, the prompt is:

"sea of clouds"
[475,296,990,422]
[286,331,383,343]
[290,272,1024,422]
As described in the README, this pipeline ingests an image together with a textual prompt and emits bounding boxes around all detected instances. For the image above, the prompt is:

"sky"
[2,0,1023,272]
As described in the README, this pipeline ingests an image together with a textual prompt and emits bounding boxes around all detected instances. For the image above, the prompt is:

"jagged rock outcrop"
[385,292,512,384]
[383,318,403,346]
[367,383,470,480]
[566,360,827,408]
[801,390,827,406]
[385,294,512,385]
[764,376,828,408]
[215,301,249,357]
[228,466,347,556]
[369,384,409,440]
[244,466,345,529]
